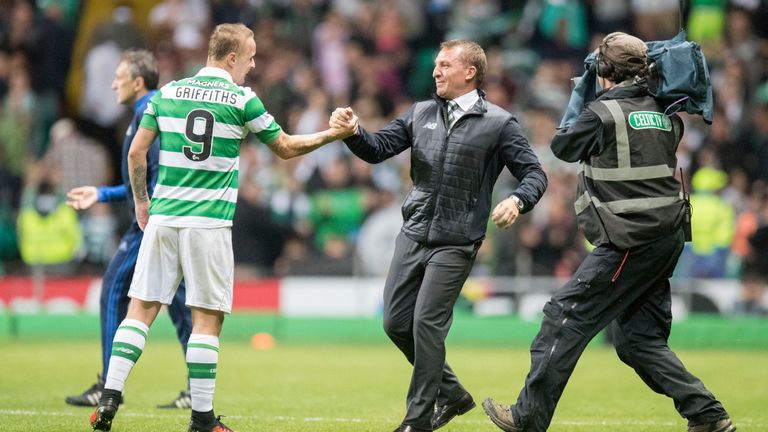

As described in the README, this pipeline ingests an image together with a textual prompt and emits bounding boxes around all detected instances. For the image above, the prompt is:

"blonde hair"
[440,40,487,87]
[208,23,254,61]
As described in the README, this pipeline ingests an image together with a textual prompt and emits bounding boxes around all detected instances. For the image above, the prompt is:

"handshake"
[328,107,360,139]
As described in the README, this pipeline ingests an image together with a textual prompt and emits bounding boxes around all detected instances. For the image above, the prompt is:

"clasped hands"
[329,107,520,229]
[329,107,359,138]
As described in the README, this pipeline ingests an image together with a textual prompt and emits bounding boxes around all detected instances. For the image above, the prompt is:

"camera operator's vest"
[576,95,685,249]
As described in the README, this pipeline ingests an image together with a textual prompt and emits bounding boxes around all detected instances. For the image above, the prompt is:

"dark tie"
[446,100,458,128]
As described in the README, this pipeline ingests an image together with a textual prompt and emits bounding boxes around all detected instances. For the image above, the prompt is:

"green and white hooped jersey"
[140,67,281,228]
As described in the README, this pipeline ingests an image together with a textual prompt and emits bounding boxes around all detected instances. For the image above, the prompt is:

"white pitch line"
[0,410,761,428]
[0,410,389,424]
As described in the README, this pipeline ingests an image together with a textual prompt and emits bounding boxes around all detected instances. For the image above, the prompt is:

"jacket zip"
[423,107,482,244]
[424,110,452,243]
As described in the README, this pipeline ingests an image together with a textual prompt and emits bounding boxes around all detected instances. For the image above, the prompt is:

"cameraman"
[483,32,735,432]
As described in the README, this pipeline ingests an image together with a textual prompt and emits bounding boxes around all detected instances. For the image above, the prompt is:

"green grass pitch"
[0,341,765,431]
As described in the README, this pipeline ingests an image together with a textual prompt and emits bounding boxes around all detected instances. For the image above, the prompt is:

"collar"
[597,79,648,101]
[133,90,156,112]
[195,66,234,83]
[449,89,480,112]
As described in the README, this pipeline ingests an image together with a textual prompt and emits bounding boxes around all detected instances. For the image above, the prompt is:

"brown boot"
[688,417,736,432]
[482,398,523,432]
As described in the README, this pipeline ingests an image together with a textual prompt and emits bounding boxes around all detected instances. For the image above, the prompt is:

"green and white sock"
[104,319,148,392]
[186,334,220,412]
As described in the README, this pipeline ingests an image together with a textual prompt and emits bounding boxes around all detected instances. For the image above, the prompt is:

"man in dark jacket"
[331,40,547,432]
[64,49,192,410]
[483,32,735,432]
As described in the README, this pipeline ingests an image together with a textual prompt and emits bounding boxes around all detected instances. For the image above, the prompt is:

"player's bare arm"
[266,117,358,159]
[128,127,157,229]
[131,165,148,203]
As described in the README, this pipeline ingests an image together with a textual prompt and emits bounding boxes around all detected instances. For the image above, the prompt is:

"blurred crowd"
[1,0,767,314]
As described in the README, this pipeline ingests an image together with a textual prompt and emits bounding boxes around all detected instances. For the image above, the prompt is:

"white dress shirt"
[447,89,480,125]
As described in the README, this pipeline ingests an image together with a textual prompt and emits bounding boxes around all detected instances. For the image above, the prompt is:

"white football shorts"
[129,221,234,313]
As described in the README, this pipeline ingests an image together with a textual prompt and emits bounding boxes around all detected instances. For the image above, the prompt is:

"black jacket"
[552,82,685,249]
[344,91,547,246]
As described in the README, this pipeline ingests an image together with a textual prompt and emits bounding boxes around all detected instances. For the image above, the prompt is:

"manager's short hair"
[208,23,254,62]
[440,39,487,87]
[121,49,159,90]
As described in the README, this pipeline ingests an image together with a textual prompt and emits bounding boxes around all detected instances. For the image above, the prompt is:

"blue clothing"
[100,224,191,376]
[96,90,191,377]
[559,52,599,130]
[96,91,160,217]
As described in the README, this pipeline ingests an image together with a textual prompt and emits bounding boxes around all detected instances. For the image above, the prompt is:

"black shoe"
[432,392,476,430]
[157,390,192,409]
[392,425,431,432]
[688,418,736,432]
[188,415,235,432]
[89,396,120,431]
[482,398,522,432]
[66,374,103,407]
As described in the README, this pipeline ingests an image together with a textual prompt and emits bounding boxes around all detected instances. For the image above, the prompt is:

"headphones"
[597,40,648,83]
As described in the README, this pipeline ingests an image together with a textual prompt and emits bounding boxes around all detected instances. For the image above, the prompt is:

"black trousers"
[512,229,729,431]
[383,232,479,430]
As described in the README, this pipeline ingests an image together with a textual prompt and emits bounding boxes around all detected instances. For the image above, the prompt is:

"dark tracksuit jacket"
[509,81,730,431]
[344,90,547,429]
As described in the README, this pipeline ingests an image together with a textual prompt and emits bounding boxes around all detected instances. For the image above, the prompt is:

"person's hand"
[491,197,520,229]
[135,200,150,231]
[66,186,98,210]
[329,107,358,139]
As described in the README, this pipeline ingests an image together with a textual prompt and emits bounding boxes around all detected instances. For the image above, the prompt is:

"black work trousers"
[511,228,729,431]
[383,232,479,430]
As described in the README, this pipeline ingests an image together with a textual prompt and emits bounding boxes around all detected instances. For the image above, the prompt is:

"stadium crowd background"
[0,0,767,315]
